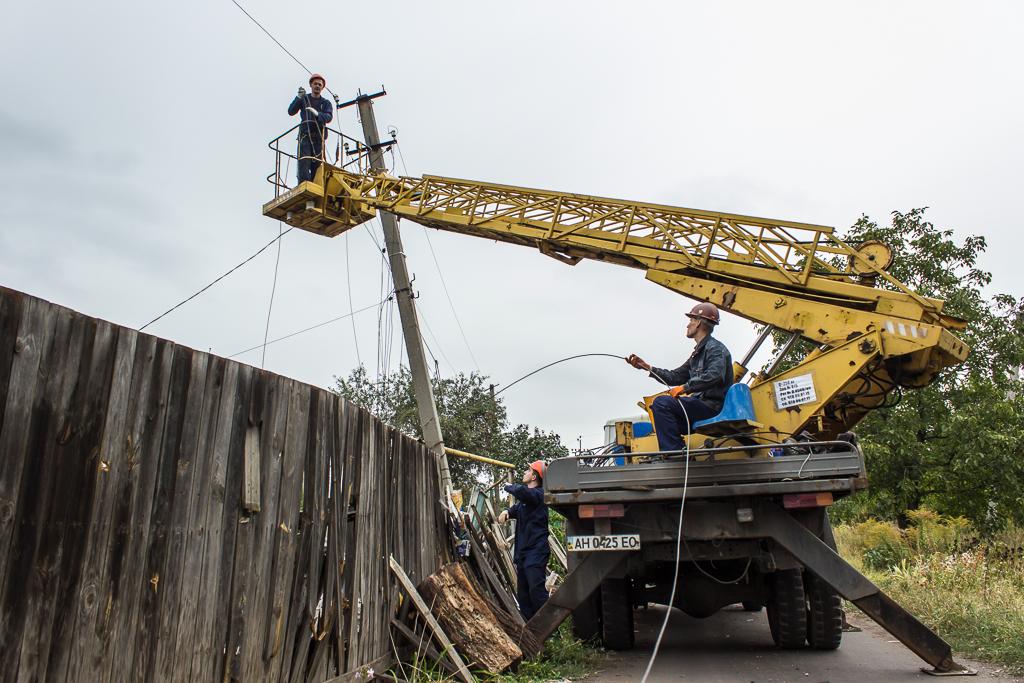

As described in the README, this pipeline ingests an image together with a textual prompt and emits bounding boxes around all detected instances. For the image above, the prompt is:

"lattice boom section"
[349,172,873,285]
[329,169,931,307]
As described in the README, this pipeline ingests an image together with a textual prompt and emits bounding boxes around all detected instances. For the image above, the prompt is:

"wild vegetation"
[835,510,1024,672]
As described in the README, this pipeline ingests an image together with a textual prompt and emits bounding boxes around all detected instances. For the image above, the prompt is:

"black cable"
[227,0,338,100]
[228,295,392,358]
[140,229,292,331]
[494,353,624,396]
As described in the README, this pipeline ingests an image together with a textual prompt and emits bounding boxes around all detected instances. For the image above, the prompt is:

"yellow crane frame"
[264,166,970,444]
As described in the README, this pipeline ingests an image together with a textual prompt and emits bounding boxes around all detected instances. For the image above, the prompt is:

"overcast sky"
[2,1,1021,450]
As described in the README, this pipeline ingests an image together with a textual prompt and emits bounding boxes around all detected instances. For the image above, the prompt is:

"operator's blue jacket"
[650,334,734,411]
[505,484,550,568]
[288,94,334,139]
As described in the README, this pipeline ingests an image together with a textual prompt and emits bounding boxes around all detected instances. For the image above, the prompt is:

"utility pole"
[351,91,452,496]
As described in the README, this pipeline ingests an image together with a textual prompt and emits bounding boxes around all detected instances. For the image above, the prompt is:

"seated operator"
[625,302,733,452]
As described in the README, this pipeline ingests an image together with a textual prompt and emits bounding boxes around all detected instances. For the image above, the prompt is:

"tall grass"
[835,511,1024,671]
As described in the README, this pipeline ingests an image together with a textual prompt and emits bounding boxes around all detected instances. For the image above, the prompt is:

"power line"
[140,229,292,331]
[260,222,285,368]
[391,141,479,372]
[495,353,624,396]
[227,0,337,99]
[345,232,362,366]
[419,227,481,373]
[228,296,391,358]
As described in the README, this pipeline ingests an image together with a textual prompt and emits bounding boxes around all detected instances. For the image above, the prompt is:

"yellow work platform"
[261,178,374,237]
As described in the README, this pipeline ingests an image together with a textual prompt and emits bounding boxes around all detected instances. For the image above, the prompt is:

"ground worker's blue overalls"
[505,483,550,620]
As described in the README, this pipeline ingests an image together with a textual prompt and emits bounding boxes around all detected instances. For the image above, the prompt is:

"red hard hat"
[309,73,326,87]
[686,302,720,326]
[529,460,546,479]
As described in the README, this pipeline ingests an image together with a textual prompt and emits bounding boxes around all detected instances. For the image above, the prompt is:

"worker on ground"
[626,302,733,452]
[287,73,334,183]
[498,460,550,620]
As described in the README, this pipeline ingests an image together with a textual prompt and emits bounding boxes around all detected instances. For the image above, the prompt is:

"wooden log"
[388,556,475,683]
[416,561,522,674]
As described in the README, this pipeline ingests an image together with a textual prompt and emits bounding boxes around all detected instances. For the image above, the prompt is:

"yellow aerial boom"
[264,164,970,444]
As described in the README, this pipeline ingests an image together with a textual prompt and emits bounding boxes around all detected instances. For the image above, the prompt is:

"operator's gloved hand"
[305,106,320,116]
[668,385,687,398]
[498,510,509,524]
[626,354,651,371]
[297,86,307,97]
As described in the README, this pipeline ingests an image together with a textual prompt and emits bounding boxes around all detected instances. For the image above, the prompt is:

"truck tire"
[572,591,602,642]
[805,572,843,650]
[600,578,635,651]
[766,569,807,649]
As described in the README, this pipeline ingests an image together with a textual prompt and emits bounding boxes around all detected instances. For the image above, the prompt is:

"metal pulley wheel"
[849,240,893,275]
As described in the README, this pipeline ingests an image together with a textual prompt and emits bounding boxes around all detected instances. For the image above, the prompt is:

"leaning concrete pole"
[354,94,453,496]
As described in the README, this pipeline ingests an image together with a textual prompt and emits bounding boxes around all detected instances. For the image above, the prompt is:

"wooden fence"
[0,286,450,682]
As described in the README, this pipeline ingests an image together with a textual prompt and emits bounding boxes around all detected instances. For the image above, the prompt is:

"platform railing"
[266,124,372,198]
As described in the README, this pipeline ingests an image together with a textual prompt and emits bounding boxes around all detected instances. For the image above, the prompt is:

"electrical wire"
[227,295,391,358]
[227,0,338,100]
[419,225,481,373]
[641,375,691,683]
[494,353,625,396]
[139,229,292,331]
[344,232,362,367]
[391,142,481,373]
[260,222,285,368]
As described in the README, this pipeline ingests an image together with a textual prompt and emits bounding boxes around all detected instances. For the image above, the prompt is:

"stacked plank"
[0,286,451,682]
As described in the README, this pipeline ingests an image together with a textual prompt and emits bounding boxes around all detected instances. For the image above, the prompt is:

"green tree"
[824,209,1024,530]
[333,367,569,490]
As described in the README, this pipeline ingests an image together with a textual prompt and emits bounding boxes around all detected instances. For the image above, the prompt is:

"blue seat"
[691,383,759,435]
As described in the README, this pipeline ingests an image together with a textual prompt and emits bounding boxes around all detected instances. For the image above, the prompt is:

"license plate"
[566,534,641,552]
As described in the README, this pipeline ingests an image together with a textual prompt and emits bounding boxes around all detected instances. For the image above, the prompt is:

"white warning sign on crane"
[773,373,817,410]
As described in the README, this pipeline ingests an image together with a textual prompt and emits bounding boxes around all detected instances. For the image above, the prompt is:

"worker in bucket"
[498,460,550,620]
[287,73,334,183]
[625,302,734,452]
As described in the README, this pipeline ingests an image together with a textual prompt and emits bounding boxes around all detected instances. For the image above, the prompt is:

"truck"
[262,98,974,673]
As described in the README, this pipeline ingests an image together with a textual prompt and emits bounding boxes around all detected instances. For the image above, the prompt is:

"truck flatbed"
[545,441,868,505]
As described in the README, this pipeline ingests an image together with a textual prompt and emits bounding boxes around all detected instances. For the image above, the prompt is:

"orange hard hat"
[686,302,720,326]
[529,460,546,479]
[309,73,326,87]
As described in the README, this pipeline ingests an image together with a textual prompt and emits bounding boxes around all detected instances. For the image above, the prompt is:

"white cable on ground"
[641,370,692,683]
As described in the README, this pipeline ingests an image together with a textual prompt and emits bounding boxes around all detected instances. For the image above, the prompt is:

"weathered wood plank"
[0,288,26,438]
[130,343,195,680]
[0,295,58,622]
[69,323,140,681]
[191,360,247,682]
[44,316,121,683]
[102,335,177,683]
[147,348,210,680]
[168,354,228,678]
[216,365,260,683]
[334,401,362,673]
[262,382,310,670]
[388,555,474,683]
[6,304,80,682]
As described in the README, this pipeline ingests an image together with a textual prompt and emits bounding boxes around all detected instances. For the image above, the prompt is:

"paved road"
[582,605,1020,682]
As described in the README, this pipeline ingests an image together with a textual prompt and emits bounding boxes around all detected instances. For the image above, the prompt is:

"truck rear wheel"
[805,572,843,650]
[766,569,807,649]
[600,578,635,650]
[572,591,602,641]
